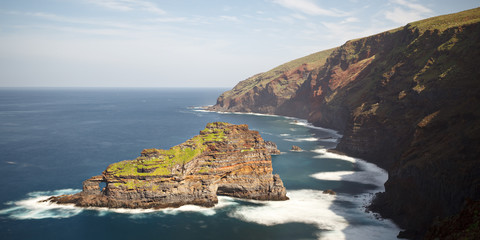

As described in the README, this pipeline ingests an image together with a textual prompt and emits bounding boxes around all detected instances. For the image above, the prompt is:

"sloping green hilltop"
[49,122,287,209]
[106,122,230,177]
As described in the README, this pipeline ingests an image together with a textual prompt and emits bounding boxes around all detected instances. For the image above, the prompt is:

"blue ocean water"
[0,88,399,240]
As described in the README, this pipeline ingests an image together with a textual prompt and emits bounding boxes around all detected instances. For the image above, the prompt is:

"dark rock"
[208,8,480,238]
[290,145,302,151]
[424,199,480,240]
[265,141,281,155]
[323,189,336,195]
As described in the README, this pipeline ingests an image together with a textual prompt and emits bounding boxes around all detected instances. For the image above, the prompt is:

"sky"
[0,0,478,88]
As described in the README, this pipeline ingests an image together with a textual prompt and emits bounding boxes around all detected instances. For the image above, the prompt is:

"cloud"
[393,0,432,14]
[291,13,307,20]
[384,0,433,24]
[341,17,359,24]
[87,0,166,15]
[219,15,240,22]
[7,11,146,30]
[272,0,347,17]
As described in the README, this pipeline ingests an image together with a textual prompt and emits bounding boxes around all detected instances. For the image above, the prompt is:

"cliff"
[211,47,336,118]
[49,122,288,209]
[210,8,480,239]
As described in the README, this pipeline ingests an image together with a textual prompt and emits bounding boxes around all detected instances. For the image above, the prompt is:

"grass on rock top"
[106,122,230,177]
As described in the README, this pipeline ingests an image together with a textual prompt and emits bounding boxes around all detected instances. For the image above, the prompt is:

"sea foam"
[310,148,388,189]
[289,119,343,138]
[229,148,398,239]
[0,190,238,220]
[285,137,319,142]
[312,148,356,163]
[229,189,399,240]
[0,189,82,220]
[230,189,348,231]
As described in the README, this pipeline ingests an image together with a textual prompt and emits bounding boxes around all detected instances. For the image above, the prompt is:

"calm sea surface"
[0,88,399,240]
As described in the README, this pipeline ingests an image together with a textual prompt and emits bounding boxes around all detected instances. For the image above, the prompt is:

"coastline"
[197,107,402,238]
[194,106,343,138]
[196,107,392,211]
[0,101,401,240]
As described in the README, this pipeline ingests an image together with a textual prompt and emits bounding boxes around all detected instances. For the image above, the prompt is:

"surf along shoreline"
[197,106,394,210]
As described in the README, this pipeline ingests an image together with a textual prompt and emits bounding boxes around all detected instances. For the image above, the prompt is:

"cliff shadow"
[325,164,401,240]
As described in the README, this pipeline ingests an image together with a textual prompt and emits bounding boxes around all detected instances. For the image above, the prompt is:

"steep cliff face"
[210,48,336,118]
[50,122,288,209]
[211,8,480,239]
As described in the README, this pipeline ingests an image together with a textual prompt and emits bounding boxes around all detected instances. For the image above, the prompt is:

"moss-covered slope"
[50,122,288,209]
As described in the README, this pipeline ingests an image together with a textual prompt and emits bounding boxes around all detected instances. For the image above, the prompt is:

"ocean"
[0,88,400,240]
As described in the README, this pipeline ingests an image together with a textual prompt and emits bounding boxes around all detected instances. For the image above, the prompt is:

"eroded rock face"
[50,122,288,209]
[208,8,480,239]
[290,145,302,152]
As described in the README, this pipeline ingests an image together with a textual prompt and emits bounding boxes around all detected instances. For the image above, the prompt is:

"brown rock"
[265,141,281,155]
[291,145,302,151]
[49,122,288,209]
[323,189,336,195]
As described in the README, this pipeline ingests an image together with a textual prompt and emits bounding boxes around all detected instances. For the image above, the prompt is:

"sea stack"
[291,145,303,152]
[49,122,288,209]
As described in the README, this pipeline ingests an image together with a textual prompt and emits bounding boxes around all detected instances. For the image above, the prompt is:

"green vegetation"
[106,122,231,177]
[112,179,159,190]
[221,47,337,99]
[198,166,210,174]
[407,7,480,33]
[241,148,254,152]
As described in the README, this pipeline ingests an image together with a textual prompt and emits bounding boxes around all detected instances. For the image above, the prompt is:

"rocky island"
[49,122,288,209]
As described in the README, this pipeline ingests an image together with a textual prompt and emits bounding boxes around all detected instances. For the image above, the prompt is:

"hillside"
[212,47,336,117]
[210,7,480,239]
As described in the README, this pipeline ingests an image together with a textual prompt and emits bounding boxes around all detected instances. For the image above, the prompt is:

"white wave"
[280,133,291,137]
[318,138,339,143]
[191,109,211,113]
[310,149,388,190]
[190,106,215,113]
[191,105,213,109]
[229,189,399,240]
[216,111,282,118]
[160,196,238,217]
[210,111,343,138]
[190,108,283,118]
[311,171,356,181]
[285,137,319,142]
[189,106,213,113]
[230,190,348,232]
[290,119,343,138]
[311,168,386,189]
[195,108,342,137]
[0,189,83,220]
[312,148,356,163]
[354,159,388,189]
[0,189,238,220]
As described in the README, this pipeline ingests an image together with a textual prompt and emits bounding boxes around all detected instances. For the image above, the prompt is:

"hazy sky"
[0,0,478,88]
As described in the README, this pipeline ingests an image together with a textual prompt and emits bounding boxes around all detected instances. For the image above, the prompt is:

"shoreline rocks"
[290,145,302,152]
[323,189,336,195]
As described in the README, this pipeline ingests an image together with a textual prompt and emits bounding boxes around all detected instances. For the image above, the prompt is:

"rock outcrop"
[290,145,302,152]
[209,8,480,239]
[322,189,336,195]
[50,122,288,209]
